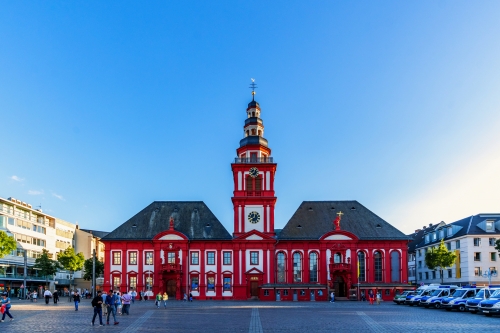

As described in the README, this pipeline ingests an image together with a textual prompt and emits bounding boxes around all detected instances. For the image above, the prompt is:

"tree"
[0,230,17,258]
[425,239,457,284]
[495,239,500,257]
[34,249,61,287]
[57,247,85,289]
[83,257,104,281]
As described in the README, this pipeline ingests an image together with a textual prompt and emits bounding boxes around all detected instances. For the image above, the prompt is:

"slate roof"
[80,229,109,239]
[102,201,232,241]
[278,201,409,240]
[414,214,500,249]
[407,223,442,253]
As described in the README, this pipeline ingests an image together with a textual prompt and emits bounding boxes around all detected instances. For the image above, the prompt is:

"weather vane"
[249,78,258,101]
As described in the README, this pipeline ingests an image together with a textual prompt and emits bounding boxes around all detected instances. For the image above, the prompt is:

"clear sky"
[1,1,499,235]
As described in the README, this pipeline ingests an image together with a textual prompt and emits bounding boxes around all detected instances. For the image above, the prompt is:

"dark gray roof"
[407,223,442,253]
[278,201,409,241]
[102,201,232,241]
[80,229,109,239]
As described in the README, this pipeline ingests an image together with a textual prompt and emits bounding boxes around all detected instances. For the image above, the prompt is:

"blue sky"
[1,1,499,235]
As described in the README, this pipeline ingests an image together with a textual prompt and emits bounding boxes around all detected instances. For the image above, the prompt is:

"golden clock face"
[249,167,259,178]
[248,211,260,224]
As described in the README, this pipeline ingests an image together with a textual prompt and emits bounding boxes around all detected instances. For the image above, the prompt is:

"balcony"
[329,263,351,273]
[0,272,51,281]
[234,157,274,164]
[162,262,182,273]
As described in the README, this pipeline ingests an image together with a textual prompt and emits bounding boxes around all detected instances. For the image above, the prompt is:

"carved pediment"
[245,234,263,240]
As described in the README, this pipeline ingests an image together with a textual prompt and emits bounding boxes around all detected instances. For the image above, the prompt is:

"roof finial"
[249,78,257,101]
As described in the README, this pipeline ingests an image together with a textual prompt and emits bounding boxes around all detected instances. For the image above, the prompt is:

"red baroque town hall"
[102,94,410,301]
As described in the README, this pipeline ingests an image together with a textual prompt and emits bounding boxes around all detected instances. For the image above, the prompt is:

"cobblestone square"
[2,298,500,332]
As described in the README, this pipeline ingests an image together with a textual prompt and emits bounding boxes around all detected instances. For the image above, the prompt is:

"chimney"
[428,223,432,227]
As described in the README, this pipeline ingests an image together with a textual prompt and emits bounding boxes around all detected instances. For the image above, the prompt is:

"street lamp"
[482,268,498,286]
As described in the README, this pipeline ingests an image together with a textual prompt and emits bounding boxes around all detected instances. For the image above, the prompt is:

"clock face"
[248,211,260,224]
[249,167,259,178]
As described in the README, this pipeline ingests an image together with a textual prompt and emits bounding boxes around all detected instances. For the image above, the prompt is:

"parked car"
[393,290,415,305]
[442,287,478,312]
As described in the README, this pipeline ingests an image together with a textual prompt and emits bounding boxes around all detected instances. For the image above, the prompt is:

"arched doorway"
[333,276,347,297]
[166,279,177,297]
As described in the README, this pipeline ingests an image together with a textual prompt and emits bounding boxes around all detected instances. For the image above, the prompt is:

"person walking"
[130,290,136,304]
[104,291,119,326]
[121,292,132,315]
[32,291,38,302]
[139,290,144,301]
[162,292,168,308]
[116,292,122,315]
[74,291,81,311]
[189,292,193,302]
[368,291,375,305]
[1,293,13,322]
[53,290,59,304]
[155,292,162,308]
[43,289,52,305]
[376,291,381,305]
[330,291,335,303]
[91,291,104,326]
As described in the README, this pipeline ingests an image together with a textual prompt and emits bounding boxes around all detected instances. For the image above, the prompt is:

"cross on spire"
[336,211,344,218]
[249,78,258,101]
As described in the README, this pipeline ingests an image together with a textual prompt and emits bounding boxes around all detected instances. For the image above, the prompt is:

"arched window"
[276,252,286,283]
[358,252,366,282]
[309,252,318,282]
[293,252,302,282]
[391,251,400,282]
[374,251,383,282]
[258,130,262,136]
[334,253,341,263]
[251,129,256,135]
[246,130,249,137]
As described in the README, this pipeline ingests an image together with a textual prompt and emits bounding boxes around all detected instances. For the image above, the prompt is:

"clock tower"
[231,83,277,237]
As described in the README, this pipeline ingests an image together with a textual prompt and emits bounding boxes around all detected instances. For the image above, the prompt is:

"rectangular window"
[207,277,215,291]
[425,235,429,243]
[432,271,436,279]
[474,267,481,276]
[129,276,137,289]
[448,269,452,278]
[191,252,199,265]
[223,277,231,291]
[250,251,259,265]
[191,276,199,291]
[456,240,460,249]
[207,251,215,265]
[113,276,121,287]
[474,238,481,246]
[145,251,153,265]
[489,238,496,246]
[167,252,176,264]
[223,252,231,265]
[486,220,495,232]
[447,227,452,237]
[425,272,429,279]
[283,290,289,296]
[491,252,497,261]
[129,252,137,265]
[474,252,481,261]
[385,289,390,296]
[418,249,421,257]
[490,267,497,275]
[264,290,269,296]
[8,217,15,225]
[418,261,422,268]
[113,251,121,265]
[433,233,437,241]
[418,272,422,280]
[446,242,451,250]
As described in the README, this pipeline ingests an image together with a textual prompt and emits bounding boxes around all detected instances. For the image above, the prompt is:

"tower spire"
[249,78,258,101]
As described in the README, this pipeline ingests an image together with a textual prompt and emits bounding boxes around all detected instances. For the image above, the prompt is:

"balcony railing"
[329,263,351,272]
[246,191,262,197]
[234,157,274,164]
[0,273,51,280]
[162,263,182,272]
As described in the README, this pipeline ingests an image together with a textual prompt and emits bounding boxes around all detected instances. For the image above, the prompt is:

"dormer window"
[432,232,437,241]
[447,227,452,237]
[439,229,444,239]
[486,220,494,232]
[425,234,429,243]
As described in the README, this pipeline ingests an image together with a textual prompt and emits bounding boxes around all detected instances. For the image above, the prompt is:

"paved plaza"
[2,298,499,332]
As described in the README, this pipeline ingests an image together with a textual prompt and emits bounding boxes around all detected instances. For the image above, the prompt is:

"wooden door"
[251,282,258,296]
[166,279,177,297]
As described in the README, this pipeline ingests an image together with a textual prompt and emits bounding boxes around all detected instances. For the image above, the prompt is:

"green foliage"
[83,257,104,281]
[424,239,457,283]
[57,247,85,272]
[0,230,17,258]
[34,249,61,283]
[495,239,500,255]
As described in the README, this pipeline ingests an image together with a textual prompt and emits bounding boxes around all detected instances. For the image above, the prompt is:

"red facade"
[102,95,410,301]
